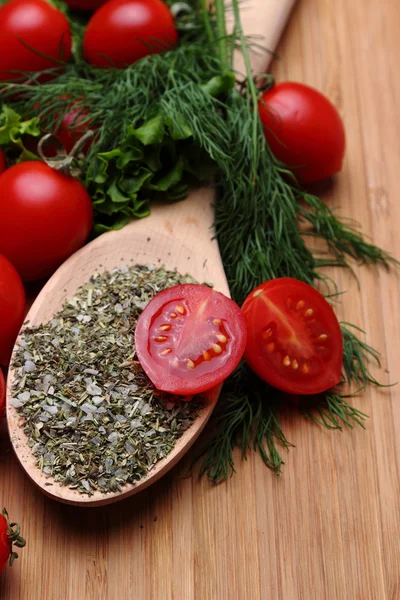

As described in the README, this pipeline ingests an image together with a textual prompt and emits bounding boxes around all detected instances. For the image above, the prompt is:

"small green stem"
[214,0,229,70]
[200,0,214,45]
[231,0,260,179]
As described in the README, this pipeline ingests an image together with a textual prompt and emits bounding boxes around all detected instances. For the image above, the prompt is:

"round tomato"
[55,104,94,154]
[258,82,346,184]
[135,284,247,395]
[83,0,178,69]
[64,0,108,9]
[0,150,5,174]
[0,0,72,82]
[0,369,5,417]
[0,255,26,367]
[0,509,25,573]
[0,162,93,281]
[242,278,343,395]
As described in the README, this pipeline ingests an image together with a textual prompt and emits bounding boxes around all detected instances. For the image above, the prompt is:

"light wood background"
[2,0,400,597]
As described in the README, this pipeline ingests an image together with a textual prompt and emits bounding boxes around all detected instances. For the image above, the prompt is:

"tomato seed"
[175,305,185,315]
[283,355,291,367]
[155,336,168,342]
[296,300,305,309]
[216,334,227,343]
[266,343,275,352]
[213,319,222,325]
[159,324,172,331]
[203,351,211,361]
[318,333,328,340]
[302,363,309,374]
[212,344,222,354]
[292,359,299,370]
[186,359,195,369]
[160,348,172,356]
[170,313,177,318]
[305,309,314,317]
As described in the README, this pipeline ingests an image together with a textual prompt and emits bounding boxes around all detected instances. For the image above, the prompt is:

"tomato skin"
[0,0,72,82]
[0,163,93,282]
[64,0,108,9]
[0,255,26,367]
[0,150,5,174]
[242,278,343,395]
[0,369,5,418]
[56,105,94,154]
[0,514,10,573]
[258,82,345,184]
[83,0,178,69]
[135,284,247,395]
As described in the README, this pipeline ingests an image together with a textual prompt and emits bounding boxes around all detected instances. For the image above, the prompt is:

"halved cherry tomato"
[135,284,247,395]
[0,369,5,417]
[242,278,343,395]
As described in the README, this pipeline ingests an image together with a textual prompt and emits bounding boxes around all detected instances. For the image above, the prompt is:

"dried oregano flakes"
[10,265,202,496]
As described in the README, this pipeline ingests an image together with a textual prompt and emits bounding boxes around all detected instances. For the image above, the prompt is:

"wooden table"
[2,0,400,597]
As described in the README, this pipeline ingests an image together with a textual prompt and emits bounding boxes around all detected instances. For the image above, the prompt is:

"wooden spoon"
[6,0,296,507]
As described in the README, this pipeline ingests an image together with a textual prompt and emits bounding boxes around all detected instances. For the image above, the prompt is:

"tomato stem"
[37,130,95,176]
[2,508,26,567]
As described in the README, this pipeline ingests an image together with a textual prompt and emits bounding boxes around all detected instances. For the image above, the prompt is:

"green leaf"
[131,115,164,146]
[165,112,192,140]
[149,156,185,191]
[119,169,153,194]
[0,105,40,145]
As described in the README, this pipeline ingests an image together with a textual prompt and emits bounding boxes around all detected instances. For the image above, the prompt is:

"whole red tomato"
[0,370,5,417]
[0,0,72,82]
[258,82,346,184]
[0,150,5,174]
[0,255,26,367]
[0,163,93,281]
[56,103,94,154]
[0,509,26,573]
[64,0,108,9]
[83,0,178,69]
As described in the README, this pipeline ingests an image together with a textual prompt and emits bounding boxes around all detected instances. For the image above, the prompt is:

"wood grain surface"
[1,0,400,598]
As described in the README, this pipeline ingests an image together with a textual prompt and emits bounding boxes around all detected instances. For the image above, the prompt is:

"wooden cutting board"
[1,0,400,598]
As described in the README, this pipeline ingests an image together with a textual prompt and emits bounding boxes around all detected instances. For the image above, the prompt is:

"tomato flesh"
[258,82,345,184]
[135,284,247,395]
[242,278,343,394]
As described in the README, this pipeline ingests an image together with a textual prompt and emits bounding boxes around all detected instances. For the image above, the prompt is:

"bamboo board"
[1,0,400,597]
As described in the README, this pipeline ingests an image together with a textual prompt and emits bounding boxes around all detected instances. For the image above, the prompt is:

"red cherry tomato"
[0,512,10,573]
[0,255,26,367]
[55,104,94,154]
[83,0,178,69]
[0,150,5,174]
[135,284,247,395]
[0,162,93,281]
[64,0,108,9]
[242,278,343,395]
[258,82,346,184]
[0,369,5,417]
[0,509,25,573]
[0,0,72,82]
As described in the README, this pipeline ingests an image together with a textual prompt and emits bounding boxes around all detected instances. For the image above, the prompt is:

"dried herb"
[10,265,201,496]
